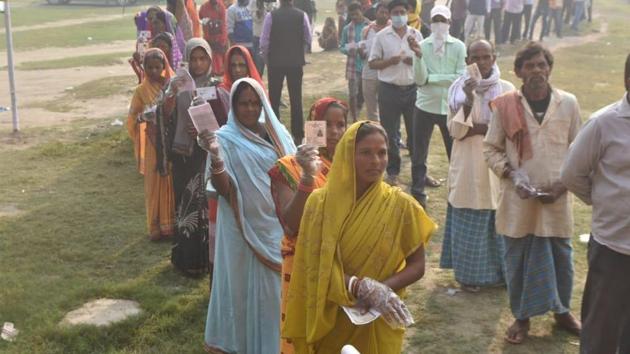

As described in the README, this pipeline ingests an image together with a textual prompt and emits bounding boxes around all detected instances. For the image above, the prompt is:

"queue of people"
[124,0,629,353]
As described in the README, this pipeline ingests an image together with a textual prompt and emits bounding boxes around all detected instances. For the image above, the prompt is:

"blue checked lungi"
[440,204,506,286]
[502,235,573,320]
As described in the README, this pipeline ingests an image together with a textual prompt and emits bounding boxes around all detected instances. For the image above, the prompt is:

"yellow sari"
[283,122,436,354]
[127,70,175,238]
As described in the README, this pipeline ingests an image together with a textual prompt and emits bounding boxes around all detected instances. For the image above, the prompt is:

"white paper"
[136,40,149,58]
[175,67,196,93]
[187,102,220,133]
[579,233,590,243]
[0,2,5,13]
[197,86,218,101]
[345,42,358,51]
[467,63,482,82]
[342,306,381,325]
[304,121,326,147]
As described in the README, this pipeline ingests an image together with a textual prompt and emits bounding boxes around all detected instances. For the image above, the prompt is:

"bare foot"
[554,312,582,336]
[505,319,530,344]
[460,284,481,293]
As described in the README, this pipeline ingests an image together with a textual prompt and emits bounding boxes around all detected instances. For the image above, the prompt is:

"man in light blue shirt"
[408,5,466,207]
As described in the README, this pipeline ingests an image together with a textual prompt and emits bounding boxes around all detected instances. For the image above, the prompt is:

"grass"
[14,52,129,70]
[1,0,629,352]
[26,75,136,113]
[0,17,136,51]
[0,2,153,28]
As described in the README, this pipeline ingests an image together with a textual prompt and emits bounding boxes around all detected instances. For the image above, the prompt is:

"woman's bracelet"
[348,276,359,298]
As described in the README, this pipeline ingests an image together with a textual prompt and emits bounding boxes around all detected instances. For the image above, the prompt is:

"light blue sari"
[204,78,296,354]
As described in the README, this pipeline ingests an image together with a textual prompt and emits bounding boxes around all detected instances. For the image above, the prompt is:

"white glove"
[355,277,414,329]
[296,144,321,178]
[510,168,537,199]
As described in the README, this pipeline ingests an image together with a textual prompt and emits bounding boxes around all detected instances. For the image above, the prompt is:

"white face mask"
[391,14,408,29]
[430,22,450,38]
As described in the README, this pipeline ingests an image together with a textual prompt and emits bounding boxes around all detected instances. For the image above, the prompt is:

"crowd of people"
[124,0,629,353]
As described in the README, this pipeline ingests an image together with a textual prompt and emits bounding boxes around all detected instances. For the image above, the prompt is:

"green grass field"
[1,0,629,352]
[14,52,128,70]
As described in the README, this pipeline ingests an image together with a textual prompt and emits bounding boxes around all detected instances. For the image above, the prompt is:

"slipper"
[425,175,442,188]
[505,320,530,345]
[554,313,581,336]
[461,285,481,293]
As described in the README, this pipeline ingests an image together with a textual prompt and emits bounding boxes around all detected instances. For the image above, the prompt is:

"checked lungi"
[440,204,506,286]
[502,235,574,320]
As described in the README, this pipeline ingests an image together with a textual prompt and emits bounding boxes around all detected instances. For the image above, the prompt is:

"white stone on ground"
[60,299,141,327]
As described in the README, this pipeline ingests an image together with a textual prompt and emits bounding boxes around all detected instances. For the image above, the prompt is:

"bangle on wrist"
[211,166,225,175]
[297,180,315,193]
[348,276,357,296]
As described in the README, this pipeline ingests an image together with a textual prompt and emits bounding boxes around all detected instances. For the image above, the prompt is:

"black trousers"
[377,81,415,177]
[268,65,304,144]
[410,107,452,205]
[501,11,523,44]
[580,237,630,354]
[521,4,534,38]
[485,8,503,42]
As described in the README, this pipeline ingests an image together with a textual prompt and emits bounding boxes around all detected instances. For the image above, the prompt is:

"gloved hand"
[509,168,537,199]
[197,130,220,161]
[355,277,414,329]
[295,144,321,178]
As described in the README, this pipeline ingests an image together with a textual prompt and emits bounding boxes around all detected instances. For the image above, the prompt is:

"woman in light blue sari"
[198,77,296,354]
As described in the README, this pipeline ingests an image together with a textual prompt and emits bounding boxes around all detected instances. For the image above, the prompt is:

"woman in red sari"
[268,98,349,354]
[199,0,228,76]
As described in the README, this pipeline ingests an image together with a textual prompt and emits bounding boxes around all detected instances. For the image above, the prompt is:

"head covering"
[431,4,451,20]
[150,7,185,61]
[184,38,213,84]
[308,97,348,121]
[143,47,174,81]
[283,121,436,350]
[214,77,296,269]
[127,47,173,175]
[151,32,183,69]
[220,45,265,91]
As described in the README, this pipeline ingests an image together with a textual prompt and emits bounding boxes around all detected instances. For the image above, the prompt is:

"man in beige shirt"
[560,54,630,354]
[483,42,582,344]
[440,40,514,292]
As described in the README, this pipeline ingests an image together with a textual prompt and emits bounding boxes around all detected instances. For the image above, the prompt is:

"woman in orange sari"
[127,48,176,241]
[268,97,349,354]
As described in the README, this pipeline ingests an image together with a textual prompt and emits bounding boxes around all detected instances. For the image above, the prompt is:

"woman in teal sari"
[198,78,296,353]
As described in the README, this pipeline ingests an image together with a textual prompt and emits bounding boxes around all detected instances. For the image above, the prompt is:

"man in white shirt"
[368,0,423,186]
[440,39,514,292]
[560,54,630,354]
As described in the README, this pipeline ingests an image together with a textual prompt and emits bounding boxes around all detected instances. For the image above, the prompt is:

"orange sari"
[269,155,332,354]
[127,61,175,239]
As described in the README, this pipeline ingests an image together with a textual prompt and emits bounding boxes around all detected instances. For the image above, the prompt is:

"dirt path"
[0,14,130,34]
[0,14,609,136]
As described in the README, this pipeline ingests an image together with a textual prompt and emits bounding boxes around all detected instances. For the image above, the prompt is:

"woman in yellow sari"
[268,97,349,354]
[284,121,436,354]
[127,48,176,241]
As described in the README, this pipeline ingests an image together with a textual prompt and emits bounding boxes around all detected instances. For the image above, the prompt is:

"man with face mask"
[368,0,423,187]
[408,5,466,208]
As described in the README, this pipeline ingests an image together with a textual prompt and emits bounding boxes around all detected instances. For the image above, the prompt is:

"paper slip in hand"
[197,86,218,101]
[342,305,381,326]
[304,121,326,147]
[467,63,482,82]
[138,30,151,41]
[175,67,196,93]
[346,42,358,51]
[187,102,220,133]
